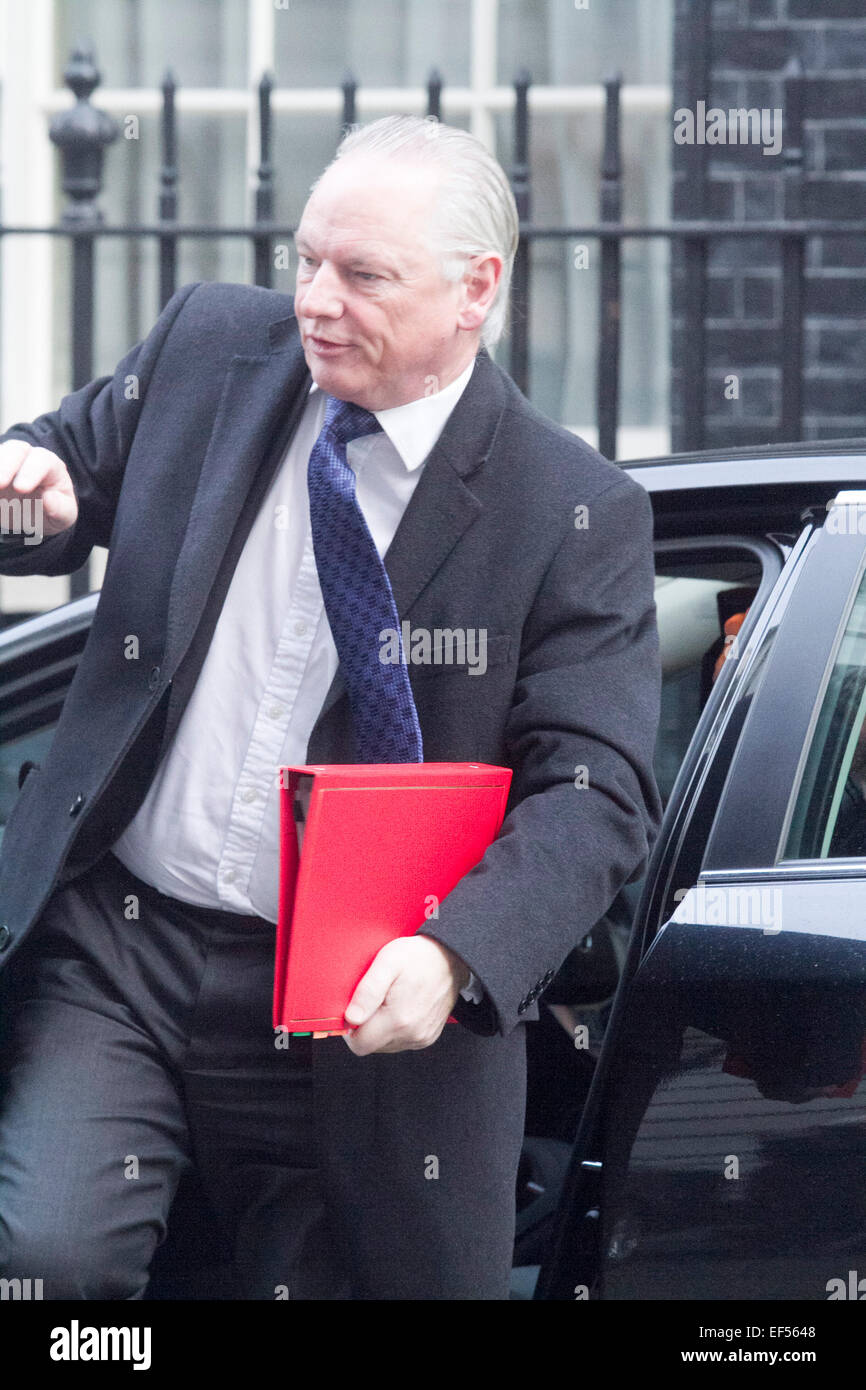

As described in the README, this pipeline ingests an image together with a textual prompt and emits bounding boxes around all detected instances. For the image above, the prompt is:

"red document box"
[273,762,512,1035]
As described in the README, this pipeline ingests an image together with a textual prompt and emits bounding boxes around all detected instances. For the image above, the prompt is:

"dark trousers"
[0,850,341,1300]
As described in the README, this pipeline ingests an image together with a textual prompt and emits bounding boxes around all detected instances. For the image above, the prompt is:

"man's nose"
[298,261,344,318]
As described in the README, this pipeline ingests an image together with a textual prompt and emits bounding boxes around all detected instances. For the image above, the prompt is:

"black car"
[537,441,866,1302]
[3,438,866,1300]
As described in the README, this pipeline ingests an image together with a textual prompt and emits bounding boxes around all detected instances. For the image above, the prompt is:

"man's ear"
[457,253,503,334]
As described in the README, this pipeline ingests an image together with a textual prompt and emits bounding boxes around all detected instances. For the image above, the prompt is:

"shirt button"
[242,787,257,804]
[294,620,307,637]
[148,665,161,691]
[223,868,237,884]
[268,704,284,720]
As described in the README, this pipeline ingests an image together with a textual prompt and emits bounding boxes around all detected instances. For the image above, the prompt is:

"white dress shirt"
[111,356,482,996]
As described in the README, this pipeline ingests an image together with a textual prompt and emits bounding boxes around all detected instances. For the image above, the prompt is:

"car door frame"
[536,501,866,1300]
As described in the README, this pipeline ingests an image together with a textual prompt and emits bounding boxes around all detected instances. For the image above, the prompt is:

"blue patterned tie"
[307,394,423,762]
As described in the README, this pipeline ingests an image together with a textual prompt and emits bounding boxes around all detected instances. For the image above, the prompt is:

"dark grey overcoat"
[0,282,662,1297]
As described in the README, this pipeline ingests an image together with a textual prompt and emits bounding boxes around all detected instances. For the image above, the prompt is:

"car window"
[653,553,762,804]
[782,562,866,860]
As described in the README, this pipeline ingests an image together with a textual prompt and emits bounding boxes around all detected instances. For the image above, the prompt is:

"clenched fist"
[0,440,78,538]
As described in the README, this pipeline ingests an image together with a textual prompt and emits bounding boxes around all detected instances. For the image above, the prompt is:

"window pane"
[654,557,763,806]
[498,0,672,87]
[783,562,866,860]
[274,0,471,89]
[496,109,670,434]
[56,0,248,88]
[272,114,350,227]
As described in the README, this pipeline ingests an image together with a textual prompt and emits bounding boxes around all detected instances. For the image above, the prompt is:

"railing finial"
[49,43,119,226]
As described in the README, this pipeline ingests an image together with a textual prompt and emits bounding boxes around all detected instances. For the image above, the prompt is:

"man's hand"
[0,440,78,537]
[343,935,471,1056]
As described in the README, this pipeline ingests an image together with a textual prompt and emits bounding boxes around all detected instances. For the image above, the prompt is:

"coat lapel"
[311,348,508,729]
[163,311,311,675]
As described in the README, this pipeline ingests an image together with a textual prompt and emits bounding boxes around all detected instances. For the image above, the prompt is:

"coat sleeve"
[0,282,201,576]
[418,474,663,1037]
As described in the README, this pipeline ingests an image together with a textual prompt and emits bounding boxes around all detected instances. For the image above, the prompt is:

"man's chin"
[307,361,367,406]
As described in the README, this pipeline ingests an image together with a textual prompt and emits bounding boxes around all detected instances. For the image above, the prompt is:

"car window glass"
[654,557,762,803]
[782,563,866,861]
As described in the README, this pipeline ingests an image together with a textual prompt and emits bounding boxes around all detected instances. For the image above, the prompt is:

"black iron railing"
[0,44,858,602]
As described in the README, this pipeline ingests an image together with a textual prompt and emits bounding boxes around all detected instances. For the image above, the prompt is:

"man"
[0,116,662,1299]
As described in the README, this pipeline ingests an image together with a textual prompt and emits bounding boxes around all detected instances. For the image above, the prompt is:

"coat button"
[148,665,161,691]
[68,793,86,817]
[0,925,11,952]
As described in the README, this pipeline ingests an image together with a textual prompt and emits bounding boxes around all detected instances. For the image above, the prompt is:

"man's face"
[294,154,478,411]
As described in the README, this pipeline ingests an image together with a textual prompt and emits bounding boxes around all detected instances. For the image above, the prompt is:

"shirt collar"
[309,356,477,471]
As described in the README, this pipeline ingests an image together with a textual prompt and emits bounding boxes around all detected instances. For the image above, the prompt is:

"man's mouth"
[307,335,353,354]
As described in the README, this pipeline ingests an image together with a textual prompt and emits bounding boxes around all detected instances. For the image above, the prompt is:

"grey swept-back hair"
[315,114,519,350]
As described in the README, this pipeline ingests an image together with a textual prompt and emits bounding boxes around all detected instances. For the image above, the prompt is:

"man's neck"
[378,344,480,410]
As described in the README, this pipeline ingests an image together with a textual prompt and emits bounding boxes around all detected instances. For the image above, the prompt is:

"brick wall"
[671,0,866,450]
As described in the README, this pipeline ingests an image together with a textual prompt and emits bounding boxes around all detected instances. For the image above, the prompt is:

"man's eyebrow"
[293,235,400,274]
[344,254,399,274]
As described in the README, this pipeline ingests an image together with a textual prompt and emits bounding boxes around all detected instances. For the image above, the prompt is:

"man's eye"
[355,271,379,282]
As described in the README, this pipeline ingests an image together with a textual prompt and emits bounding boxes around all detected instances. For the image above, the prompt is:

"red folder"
[273,762,512,1035]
